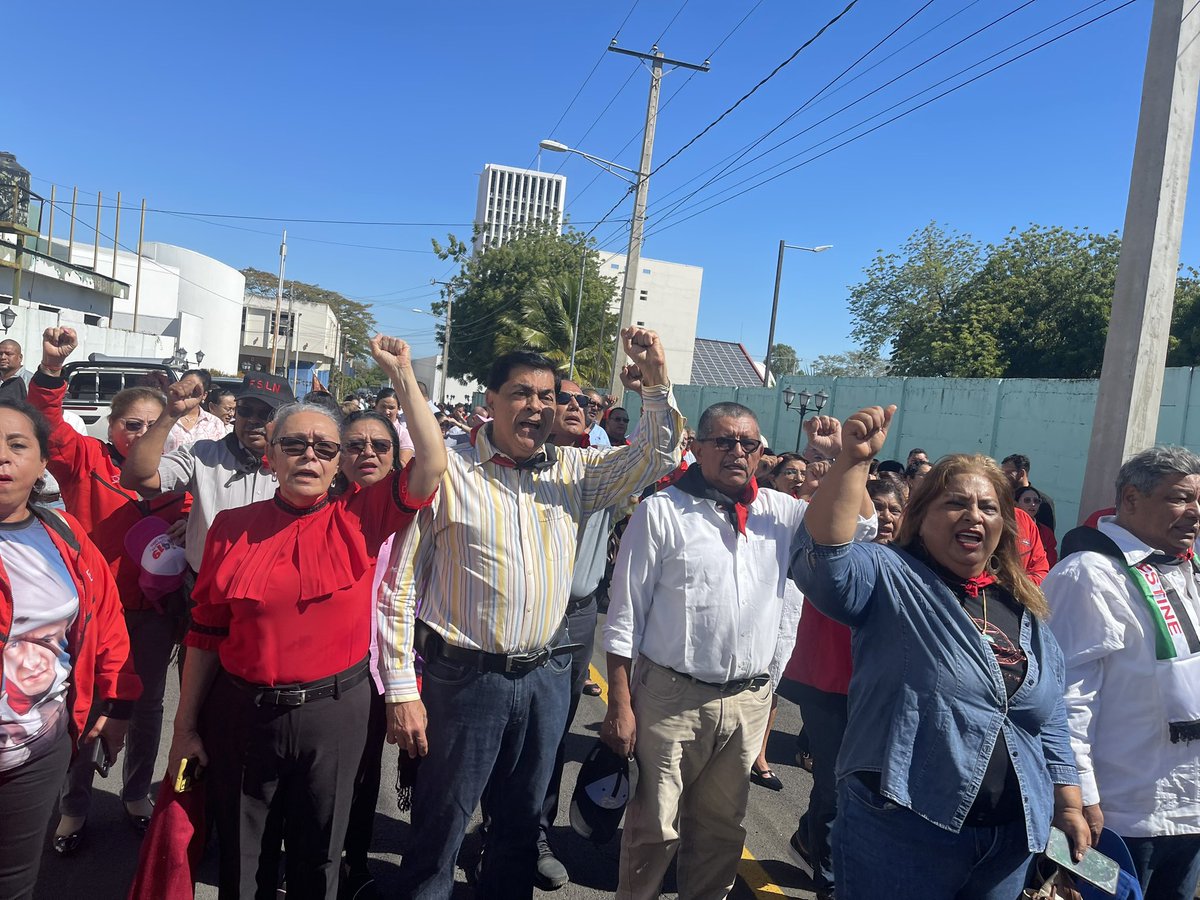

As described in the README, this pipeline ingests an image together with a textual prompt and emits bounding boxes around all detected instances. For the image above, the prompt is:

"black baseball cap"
[237,373,295,410]
[569,739,638,844]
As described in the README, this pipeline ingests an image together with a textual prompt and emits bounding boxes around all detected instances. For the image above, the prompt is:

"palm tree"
[495,272,614,387]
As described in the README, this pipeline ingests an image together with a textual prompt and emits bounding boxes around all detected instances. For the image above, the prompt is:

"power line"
[654,0,691,45]
[565,0,766,211]
[648,0,1040,229]
[642,0,1142,239]
[648,0,861,178]
[648,0,948,230]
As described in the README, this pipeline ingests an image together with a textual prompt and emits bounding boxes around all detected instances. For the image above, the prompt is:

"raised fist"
[42,327,78,371]
[803,415,843,460]
[841,406,896,463]
[165,377,206,419]
[370,334,412,376]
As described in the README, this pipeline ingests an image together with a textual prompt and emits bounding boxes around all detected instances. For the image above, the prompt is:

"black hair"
[486,350,557,392]
[770,452,805,478]
[905,459,932,480]
[206,386,235,408]
[868,477,908,506]
[907,447,927,459]
[1014,484,1043,503]
[182,369,212,391]
[376,387,397,402]
[0,399,51,459]
[305,391,344,420]
[341,411,400,468]
[876,459,906,476]
[1002,453,1031,474]
[697,402,758,439]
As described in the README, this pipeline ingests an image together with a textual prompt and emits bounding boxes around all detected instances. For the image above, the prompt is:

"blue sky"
[11,0,1177,370]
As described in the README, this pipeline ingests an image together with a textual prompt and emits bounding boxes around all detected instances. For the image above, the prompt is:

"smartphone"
[174,756,205,793]
[1044,826,1120,894]
[91,739,110,778]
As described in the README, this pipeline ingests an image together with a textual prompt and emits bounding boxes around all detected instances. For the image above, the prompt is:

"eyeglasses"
[556,391,589,408]
[697,436,763,455]
[119,419,156,434]
[343,438,394,456]
[271,437,341,460]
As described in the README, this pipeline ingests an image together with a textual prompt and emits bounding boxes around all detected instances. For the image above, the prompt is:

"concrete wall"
[142,243,244,373]
[623,369,1200,537]
[0,305,170,366]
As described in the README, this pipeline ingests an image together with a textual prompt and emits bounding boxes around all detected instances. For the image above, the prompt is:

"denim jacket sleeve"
[1038,628,1081,786]
[790,519,882,627]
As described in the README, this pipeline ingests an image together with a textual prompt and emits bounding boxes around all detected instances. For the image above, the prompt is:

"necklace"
[962,588,992,642]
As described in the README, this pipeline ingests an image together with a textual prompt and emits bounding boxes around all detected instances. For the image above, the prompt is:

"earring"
[987,554,1001,574]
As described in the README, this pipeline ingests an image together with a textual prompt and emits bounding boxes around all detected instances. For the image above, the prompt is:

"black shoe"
[52,828,84,856]
[533,840,569,891]
[750,766,783,791]
[341,866,379,900]
[816,890,835,900]
[789,829,813,871]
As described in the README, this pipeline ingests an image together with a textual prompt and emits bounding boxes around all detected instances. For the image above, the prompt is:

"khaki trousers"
[618,657,774,900]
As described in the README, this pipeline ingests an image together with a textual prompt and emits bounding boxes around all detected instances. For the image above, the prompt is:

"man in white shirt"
[585,389,611,448]
[1044,446,1200,900]
[602,402,872,900]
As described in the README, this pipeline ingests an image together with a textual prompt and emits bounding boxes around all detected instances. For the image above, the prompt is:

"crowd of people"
[0,324,1195,900]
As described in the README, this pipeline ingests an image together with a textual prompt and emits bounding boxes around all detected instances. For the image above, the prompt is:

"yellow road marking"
[585,663,789,898]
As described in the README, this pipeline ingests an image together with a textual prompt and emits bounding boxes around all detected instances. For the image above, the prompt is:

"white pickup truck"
[61,356,181,440]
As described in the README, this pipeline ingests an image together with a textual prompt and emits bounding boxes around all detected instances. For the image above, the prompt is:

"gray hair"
[1116,445,1200,502]
[696,402,759,439]
[270,401,342,436]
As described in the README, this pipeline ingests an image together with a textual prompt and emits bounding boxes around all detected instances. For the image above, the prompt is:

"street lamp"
[0,307,16,334]
[196,350,205,366]
[541,137,645,396]
[782,387,829,452]
[764,242,832,386]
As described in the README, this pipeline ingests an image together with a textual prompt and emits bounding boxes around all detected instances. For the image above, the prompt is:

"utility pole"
[1078,0,1200,521]
[764,240,788,387]
[606,44,709,397]
[269,230,287,373]
[432,280,454,405]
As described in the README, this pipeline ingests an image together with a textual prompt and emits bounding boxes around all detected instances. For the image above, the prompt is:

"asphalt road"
[33,617,819,899]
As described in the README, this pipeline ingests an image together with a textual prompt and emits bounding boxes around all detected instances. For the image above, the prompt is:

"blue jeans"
[397,643,571,900]
[539,594,598,838]
[1123,834,1200,900]
[833,774,1033,900]
[790,682,847,892]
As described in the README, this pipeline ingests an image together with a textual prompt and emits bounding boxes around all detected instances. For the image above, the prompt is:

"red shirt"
[185,466,432,685]
[785,603,853,696]
[1015,507,1050,584]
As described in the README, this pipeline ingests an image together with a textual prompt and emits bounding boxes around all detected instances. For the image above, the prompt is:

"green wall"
[625,368,1200,537]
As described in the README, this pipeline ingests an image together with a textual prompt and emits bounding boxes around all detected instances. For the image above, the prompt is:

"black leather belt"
[418,620,580,675]
[566,591,598,614]
[228,657,370,707]
[666,666,771,695]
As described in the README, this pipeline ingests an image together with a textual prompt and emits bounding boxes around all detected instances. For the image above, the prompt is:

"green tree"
[848,221,983,375]
[810,349,891,377]
[767,343,800,377]
[430,223,619,385]
[241,268,377,361]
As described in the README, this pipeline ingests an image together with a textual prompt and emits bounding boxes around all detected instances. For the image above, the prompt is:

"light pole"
[412,306,450,404]
[782,387,829,453]
[0,307,17,335]
[764,242,832,386]
[540,139,642,397]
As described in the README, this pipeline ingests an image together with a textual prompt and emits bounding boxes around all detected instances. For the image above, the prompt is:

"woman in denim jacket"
[790,405,1090,899]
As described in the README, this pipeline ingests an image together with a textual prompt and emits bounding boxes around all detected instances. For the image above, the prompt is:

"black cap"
[569,739,637,844]
[237,372,295,410]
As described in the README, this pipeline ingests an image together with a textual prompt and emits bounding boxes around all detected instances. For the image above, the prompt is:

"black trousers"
[790,681,848,893]
[0,727,71,900]
[207,667,371,900]
[344,683,387,870]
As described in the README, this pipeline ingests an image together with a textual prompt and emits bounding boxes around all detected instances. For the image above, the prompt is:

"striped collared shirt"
[377,384,682,702]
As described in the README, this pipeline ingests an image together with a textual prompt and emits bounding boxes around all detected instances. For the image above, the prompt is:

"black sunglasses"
[556,391,590,408]
[697,436,763,455]
[271,436,341,461]
[343,438,394,456]
[235,402,272,421]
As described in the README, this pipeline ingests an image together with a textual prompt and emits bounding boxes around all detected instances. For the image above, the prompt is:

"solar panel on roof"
[690,339,763,387]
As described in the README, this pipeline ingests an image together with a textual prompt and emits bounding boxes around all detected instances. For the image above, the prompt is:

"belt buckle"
[278,688,307,706]
[505,649,547,673]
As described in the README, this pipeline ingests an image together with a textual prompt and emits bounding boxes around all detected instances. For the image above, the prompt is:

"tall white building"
[474,164,567,252]
[593,251,702,387]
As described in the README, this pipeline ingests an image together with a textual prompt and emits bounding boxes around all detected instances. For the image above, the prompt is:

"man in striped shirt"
[379,327,682,899]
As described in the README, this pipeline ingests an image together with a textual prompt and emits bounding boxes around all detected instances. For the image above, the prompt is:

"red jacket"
[0,509,141,745]
[1015,507,1050,584]
[28,371,188,610]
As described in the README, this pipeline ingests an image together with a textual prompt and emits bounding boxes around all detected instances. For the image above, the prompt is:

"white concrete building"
[593,250,702,386]
[241,292,339,392]
[474,164,566,252]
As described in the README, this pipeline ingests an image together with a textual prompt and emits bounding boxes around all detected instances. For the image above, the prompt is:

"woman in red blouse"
[166,336,445,900]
